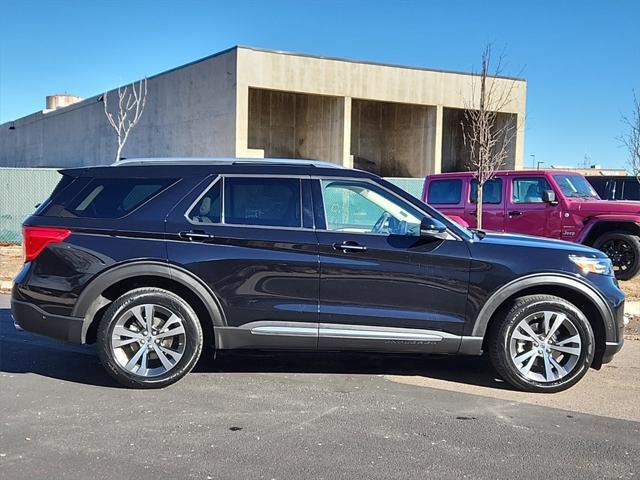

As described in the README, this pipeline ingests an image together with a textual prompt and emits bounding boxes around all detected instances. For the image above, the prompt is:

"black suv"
[12,158,625,392]
[587,175,640,201]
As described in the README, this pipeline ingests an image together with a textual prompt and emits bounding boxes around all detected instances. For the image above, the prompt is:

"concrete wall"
[248,88,343,163]
[235,47,527,170]
[0,50,237,167]
[441,107,517,173]
[351,100,433,177]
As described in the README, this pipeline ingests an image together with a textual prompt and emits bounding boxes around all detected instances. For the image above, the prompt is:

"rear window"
[471,178,502,204]
[224,177,302,227]
[427,179,462,204]
[67,178,175,218]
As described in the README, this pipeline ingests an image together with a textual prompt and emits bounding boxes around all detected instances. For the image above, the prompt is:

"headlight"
[568,255,613,276]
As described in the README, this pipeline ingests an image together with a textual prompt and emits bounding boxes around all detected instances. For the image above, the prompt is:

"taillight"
[22,226,71,263]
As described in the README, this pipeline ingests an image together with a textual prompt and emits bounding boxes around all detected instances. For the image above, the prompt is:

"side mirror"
[543,190,558,205]
[420,217,448,240]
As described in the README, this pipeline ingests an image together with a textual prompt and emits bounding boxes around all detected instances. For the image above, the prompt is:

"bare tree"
[622,91,640,177]
[462,45,518,229]
[103,78,148,163]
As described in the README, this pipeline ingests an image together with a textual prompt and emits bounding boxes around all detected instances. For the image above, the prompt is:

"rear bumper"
[11,299,85,343]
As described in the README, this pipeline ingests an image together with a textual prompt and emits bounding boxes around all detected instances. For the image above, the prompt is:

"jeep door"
[505,176,562,238]
[165,174,320,350]
[313,176,470,353]
[465,178,505,232]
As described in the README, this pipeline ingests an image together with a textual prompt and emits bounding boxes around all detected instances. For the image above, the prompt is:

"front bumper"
[11,299,85,343]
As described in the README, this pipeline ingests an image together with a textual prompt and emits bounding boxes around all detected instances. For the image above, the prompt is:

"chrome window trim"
[184,174,307,229]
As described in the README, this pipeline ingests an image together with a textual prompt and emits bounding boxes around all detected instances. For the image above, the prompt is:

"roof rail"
[111,157,345,169]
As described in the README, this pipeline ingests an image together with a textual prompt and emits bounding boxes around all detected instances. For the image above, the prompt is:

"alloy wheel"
[111,303,186,377]
[509,310,582,383]
[601,238,635,273]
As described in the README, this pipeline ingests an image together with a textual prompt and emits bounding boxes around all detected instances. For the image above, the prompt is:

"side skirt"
[215,321,484,355]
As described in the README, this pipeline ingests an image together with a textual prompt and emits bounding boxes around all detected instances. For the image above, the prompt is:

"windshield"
[552,174,600,199]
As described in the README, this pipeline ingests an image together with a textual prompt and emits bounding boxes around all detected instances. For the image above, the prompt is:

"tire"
[592,231,640,281]
[97,287,203,389]
[488,295,594,393]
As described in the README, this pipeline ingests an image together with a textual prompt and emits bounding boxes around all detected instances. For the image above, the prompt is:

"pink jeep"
[423,170,640,280]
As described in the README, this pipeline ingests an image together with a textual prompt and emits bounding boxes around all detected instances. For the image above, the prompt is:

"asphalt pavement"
[1,294,638,479]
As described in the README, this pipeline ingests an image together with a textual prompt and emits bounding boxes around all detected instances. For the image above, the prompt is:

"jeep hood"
[565,199,640,216]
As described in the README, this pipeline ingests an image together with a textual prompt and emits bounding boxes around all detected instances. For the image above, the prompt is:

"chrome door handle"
[179,231,214,241]
[333,242,367,252]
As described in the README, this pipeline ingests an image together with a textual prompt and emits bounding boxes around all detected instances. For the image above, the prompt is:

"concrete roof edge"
[235,45,527,82]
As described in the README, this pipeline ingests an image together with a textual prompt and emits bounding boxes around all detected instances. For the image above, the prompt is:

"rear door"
[466,178,505,231]
[505,176,561,238]
[165,174,320,350]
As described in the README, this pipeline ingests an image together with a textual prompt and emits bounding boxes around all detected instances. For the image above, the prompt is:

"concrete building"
[0,46,527,176]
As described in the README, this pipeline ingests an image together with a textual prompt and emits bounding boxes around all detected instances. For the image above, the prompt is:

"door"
[165,174,320,350]
[313,177,471,353]
[466,178,505,231]
[506,176,561,238]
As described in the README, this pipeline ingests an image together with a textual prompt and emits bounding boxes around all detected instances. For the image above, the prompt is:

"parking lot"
[1,294,638,480]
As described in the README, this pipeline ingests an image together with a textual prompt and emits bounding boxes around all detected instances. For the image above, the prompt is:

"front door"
[506,176,561,238]
[312,177,471,353]
[165,174,320,350]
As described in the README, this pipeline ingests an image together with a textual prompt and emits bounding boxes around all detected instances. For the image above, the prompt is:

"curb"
[0,281,12,292]
[624,300,640,316]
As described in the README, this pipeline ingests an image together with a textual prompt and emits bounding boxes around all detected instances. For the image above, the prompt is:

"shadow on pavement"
[1,307,506,390]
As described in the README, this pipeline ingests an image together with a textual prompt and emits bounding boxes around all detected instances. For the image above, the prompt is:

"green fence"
[0,168,424,244]
[0,168,62,243]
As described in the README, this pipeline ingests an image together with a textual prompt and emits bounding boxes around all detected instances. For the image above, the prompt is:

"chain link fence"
[0,168,61,244]
[0,168,424,245]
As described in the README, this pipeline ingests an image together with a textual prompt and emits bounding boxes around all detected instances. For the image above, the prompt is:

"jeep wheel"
[593,231,640,281]
[97,287,203,389]
[488,295,594,393]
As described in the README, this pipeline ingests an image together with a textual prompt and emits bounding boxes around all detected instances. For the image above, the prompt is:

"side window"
[321,179,423,236]
[224,177,301,228]
[427,179,462,205]
[512,178,552,204]
[188,180,221,224]
[470,179,502,204]
[68,178,175,218]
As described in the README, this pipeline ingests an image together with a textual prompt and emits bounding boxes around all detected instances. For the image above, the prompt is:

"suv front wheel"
[488,295,594,393]
[97,287,203,388]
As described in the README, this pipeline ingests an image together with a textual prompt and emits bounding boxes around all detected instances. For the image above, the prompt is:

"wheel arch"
[580,220,640,246]
[72,261,226,346]
[472,274,616,368]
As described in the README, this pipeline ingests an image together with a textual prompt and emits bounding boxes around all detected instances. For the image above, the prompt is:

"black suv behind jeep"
[12,158,625,392]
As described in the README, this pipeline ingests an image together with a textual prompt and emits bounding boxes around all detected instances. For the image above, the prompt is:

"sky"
[1,0,638,169]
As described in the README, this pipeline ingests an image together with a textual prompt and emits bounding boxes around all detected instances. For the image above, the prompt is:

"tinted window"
[622,179,640,201]
[512,178,552,203]
[427,179,462,204]
[470,179,502,204]
[68,178,174,218]
[224,177,301,227]
[188,180,221,224]
[586,177,609,199]
[322,179,423,236]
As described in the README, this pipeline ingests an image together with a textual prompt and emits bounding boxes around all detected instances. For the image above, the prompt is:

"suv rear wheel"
[97,287,203,388]
[593,231,640,281]
[488,295,594,393]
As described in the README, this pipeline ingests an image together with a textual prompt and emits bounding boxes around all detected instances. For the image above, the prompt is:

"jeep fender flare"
[471,273,617,342]
[576,216,640,244]
[72,261,226,343]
